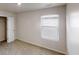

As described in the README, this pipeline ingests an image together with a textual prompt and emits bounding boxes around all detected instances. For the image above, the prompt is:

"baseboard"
[0,40,7,43]
[16,39,67,55]
[7,39,16,43]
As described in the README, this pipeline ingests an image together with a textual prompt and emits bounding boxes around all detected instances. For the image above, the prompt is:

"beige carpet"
[0,40,63,55]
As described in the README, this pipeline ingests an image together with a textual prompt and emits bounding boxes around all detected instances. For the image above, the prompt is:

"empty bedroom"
[0,3,79,55]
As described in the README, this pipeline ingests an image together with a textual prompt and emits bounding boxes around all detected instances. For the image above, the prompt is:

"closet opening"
[0,16,7,43]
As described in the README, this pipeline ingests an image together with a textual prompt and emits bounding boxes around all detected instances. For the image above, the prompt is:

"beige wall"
[16,5,67,54]
[66,4,79,54]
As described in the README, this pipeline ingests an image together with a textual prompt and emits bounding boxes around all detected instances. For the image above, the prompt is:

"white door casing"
[7,16,15,43]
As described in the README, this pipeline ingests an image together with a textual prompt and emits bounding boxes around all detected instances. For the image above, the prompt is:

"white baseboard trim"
[16,39,67,55]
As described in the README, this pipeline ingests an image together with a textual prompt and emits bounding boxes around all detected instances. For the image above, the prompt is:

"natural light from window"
[40,15,59,41]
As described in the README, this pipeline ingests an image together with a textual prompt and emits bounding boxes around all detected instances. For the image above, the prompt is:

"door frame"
[0,16,7,42]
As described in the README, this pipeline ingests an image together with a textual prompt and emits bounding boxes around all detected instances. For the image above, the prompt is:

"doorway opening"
[0,17,7,43]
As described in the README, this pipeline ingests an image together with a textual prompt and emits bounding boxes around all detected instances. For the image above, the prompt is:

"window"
[40,15,59,41]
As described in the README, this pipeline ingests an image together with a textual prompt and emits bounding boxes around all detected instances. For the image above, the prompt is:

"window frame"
[40,14,59,41]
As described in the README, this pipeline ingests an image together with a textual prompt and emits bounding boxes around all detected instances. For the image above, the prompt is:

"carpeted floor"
[0,40,63,55]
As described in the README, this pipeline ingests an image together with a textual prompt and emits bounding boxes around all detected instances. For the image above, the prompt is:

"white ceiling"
[0,3,65,13]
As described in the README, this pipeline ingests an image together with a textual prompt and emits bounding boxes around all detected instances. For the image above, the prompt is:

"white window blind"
[40,15,59,41]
